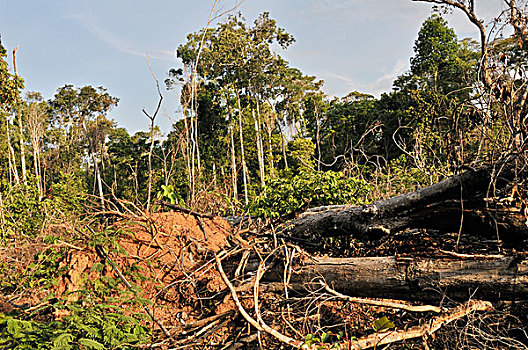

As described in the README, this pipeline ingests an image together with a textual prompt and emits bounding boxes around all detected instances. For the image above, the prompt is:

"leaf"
[78,338,105,349]
[6,319,21,337]
[372,316,395,333]
[320,332,329,343]
[53,333,73,350]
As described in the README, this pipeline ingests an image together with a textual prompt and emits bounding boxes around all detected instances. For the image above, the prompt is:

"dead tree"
[285,159,527,245]
[261,255,528,301]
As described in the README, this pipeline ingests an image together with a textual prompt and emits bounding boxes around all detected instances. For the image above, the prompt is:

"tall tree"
[48,85,118,207]
[0,36,24,184]
[171,12,315,204]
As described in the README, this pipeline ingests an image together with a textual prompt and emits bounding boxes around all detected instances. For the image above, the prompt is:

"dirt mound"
[54,211,235,333]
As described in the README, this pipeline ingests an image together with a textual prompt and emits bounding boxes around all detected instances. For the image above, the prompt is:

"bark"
[261,255,528,301]
[17,109,27,184]
[6,116,20,184]
[229,120,238,200]
[286,160,528,243]
[236,92,249,205]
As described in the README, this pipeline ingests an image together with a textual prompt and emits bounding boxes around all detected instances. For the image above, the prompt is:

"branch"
[157,200,214,219]
[323,283,443,313]
[214,253,303,348]
[142,57,163,122]
[351,300,493,349]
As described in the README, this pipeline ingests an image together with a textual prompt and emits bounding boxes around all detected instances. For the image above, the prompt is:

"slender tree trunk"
[315,105,322,171]
[83,121,105,210]
[256,97,266,185]
[147,120,155,211]
[229,120,238,200]
[12,47,26,184]
[266,100,278,175]
[32,140,42,199]
[183,116,193,203]
[94,157,105,209]
[6,117,19,185]
[252,103,265,188]
[17,108,27,185]
[236,91,249,205]
[279,122,288,169]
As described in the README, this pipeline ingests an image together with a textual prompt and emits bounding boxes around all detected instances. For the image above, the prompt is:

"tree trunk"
[229,119,238,200]
[261,255,528,301]
[286,159,527,244]
[5,117,20,185]
[236,92,249,205]
[252,99,265,188]
[17,109,27,185]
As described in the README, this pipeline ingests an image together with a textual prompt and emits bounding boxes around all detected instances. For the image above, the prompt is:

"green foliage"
[0,300,150,349]
[0,35,24,107]
[0,173,85,240]
[303,331,346,349]
[250,170,371,218]
[157,184,184,206]
[0,245,67,293]
[372,316,395,333]
[286,137,316,172]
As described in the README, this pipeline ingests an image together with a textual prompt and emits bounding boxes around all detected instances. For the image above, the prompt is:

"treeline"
[0,11,525,235]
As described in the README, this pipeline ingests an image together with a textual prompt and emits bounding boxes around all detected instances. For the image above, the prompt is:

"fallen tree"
[285,159,527,245]
[260,255,528,301]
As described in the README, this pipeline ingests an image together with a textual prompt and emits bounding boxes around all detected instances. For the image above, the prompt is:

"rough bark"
[286,161,527,243]
[261,255,528,301]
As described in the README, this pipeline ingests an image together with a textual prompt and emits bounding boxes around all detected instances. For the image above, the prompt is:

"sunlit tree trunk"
[27,103,44,199]
[229,119,238,200]
[17,108,27,184]
[252,102,266,188]
[12,47,26,185]
[6,117,19,185]
[236,91,249,205]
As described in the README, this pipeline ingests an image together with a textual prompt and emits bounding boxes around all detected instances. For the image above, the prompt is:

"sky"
[0,0,502,135]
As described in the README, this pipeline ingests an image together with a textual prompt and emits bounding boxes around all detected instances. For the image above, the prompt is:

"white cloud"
[66,12,175,62]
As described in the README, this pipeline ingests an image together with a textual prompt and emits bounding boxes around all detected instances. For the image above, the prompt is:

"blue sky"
[0,0,498,134]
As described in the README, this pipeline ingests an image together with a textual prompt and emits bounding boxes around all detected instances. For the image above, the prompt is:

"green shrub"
[0,300,150,349]
[0,172,85,240]
[249,170,371,218]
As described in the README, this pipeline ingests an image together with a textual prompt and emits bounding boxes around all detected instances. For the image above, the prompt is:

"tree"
[377,14,479,179]
[0,36,24,184]
[412,0,528,169]
[48,85,118,207]
[169,12,319,205]
[24,92,49,197]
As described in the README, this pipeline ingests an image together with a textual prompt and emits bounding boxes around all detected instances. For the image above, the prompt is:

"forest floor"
[1,211,528,349]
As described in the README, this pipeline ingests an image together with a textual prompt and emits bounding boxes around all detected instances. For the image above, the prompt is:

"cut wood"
[261,255,528,301]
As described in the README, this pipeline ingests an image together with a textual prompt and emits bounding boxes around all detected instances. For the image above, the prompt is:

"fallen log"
[285,160,528,244]
[261,255,528,301]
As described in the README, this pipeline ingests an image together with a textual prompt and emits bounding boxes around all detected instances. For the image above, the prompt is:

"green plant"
[0,299,150,349]
[157,184,184,205]
[372,316,395,333]
[0,247,68,293]
[249,170,371,219]
[303,331,346,349]
[0,172,86,241]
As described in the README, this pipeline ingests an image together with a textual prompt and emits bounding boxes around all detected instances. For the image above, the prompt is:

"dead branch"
[350,300,493,349]
[214,253,303,348]
[158,200,214,219]
[322,283,443,313]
